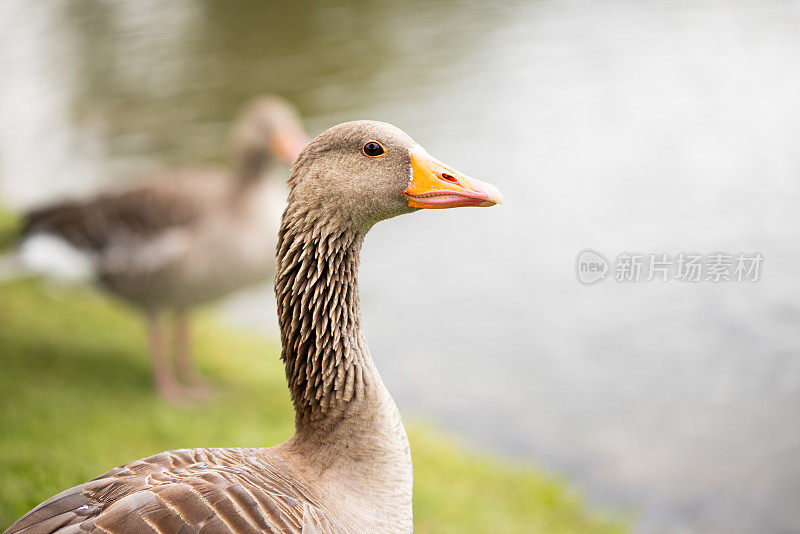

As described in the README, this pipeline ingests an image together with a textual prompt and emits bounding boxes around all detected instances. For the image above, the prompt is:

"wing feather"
[4,448,333,534]
[23,172,226,253]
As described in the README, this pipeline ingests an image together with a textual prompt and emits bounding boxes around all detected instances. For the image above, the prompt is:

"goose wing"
[5,448,335,534]
[23,171,225,253]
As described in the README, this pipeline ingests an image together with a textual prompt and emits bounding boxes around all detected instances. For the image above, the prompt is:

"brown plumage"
[15,96,308,401]
[5,120,502,533]
[22,174,212,251]
[7,449,332,534]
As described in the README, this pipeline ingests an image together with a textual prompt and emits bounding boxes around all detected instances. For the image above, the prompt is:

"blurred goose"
[5,121,502,533]
[11,96,308,400]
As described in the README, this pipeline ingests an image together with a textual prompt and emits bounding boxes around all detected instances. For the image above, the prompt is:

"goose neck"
[274,216,412,530]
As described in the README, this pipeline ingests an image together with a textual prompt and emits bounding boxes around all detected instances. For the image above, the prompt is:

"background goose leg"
[174,310,214,399]
[147,313,182,401]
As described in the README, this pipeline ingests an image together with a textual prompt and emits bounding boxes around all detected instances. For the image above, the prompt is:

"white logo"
[575,250,763,285]
[576,249,610,285]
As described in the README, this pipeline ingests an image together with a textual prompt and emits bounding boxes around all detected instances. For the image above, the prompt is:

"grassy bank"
[0,229,622,533]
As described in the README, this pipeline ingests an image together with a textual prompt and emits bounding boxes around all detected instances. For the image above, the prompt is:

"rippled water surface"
[2,1,800,532]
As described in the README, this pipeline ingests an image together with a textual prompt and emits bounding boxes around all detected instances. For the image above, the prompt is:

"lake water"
[2,1,799,532]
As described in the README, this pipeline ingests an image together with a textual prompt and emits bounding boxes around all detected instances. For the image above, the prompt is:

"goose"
[7,96,308,401]
[5,120,502,533]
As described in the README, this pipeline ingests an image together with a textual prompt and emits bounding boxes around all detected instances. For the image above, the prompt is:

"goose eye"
[362,141,385,157]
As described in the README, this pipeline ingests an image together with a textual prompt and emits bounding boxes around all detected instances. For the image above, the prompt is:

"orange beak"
[404,145,503,209]
[271,133,309,163]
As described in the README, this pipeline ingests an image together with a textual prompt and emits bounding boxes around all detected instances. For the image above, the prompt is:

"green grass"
[0,217,623,533]
[0,210,20,250]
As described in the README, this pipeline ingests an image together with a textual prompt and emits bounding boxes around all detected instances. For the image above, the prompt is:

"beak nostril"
[440,173,458,184]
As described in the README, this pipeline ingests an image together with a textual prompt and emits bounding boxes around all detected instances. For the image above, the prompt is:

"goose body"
[6,120,502,533]
[13,96,308,399]
[23,170,284,310]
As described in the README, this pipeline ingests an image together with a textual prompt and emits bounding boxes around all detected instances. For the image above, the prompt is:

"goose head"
[232,95,309,166]
[288,120,503,230]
